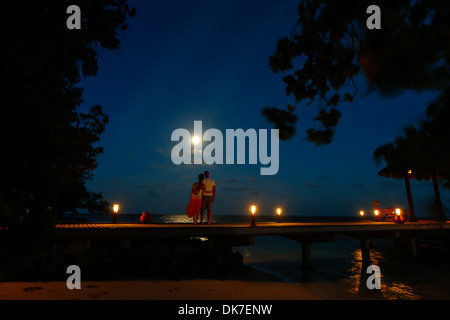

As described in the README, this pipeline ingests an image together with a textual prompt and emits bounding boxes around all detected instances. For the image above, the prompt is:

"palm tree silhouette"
[374,126,446,222]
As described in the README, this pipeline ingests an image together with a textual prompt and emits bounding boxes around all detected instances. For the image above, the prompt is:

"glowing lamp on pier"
[394,208,405,224]
[250,205,257,227]
[113,204,119,223]
[359,210,364,220]
[374,209,381,222]
[276,208,282,223]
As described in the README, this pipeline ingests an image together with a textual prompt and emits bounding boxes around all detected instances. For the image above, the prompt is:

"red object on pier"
[394,214,405,224]
[140,211,152,223]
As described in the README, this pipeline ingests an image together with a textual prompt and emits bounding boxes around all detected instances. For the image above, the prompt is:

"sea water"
[71,213,450,299]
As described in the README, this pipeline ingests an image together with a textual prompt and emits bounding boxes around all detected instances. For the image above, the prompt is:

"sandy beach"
[0,268,361,300]
[0,280,322,300]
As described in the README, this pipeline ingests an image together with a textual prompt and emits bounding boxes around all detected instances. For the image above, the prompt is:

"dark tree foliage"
[373,126,440,180]
[263,0,450,145]
[1,0,135,279]
[422,87,450,186]
[374,88,450,185]
[373,119,449,220]
[0,1,135,223]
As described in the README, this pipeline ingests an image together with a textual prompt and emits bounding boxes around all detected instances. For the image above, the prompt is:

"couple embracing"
[186,171,215,224]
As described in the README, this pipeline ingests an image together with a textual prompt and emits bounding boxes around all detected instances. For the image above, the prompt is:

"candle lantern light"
[113,204,119,223]
[250,205,256,227]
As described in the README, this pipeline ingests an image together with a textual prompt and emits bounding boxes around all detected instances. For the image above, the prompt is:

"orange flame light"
[276,208,282,223]
[394,208,404,224]
[373,209,382,221]
[112,203,119,223]
[250,205,256,227]
[359,210,365,221]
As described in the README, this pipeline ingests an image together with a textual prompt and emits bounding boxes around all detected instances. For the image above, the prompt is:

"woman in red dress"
[186,174,204,224]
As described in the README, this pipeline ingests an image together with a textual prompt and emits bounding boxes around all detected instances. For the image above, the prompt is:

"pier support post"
[409,237,418,257]
[360,239,372,269]
[301,242,313,270]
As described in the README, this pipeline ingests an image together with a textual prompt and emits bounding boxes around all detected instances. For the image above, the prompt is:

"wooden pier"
[55,220,450,270]
[55,220,450,241]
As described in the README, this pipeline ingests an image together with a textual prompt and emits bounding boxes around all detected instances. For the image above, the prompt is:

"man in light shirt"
[200,170,215,224]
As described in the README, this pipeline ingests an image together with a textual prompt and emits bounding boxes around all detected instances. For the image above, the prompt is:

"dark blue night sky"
[79,0,446,217]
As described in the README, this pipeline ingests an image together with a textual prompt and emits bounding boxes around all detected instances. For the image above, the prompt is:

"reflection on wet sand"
[344,247,420,299]
[242,235,450,299]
